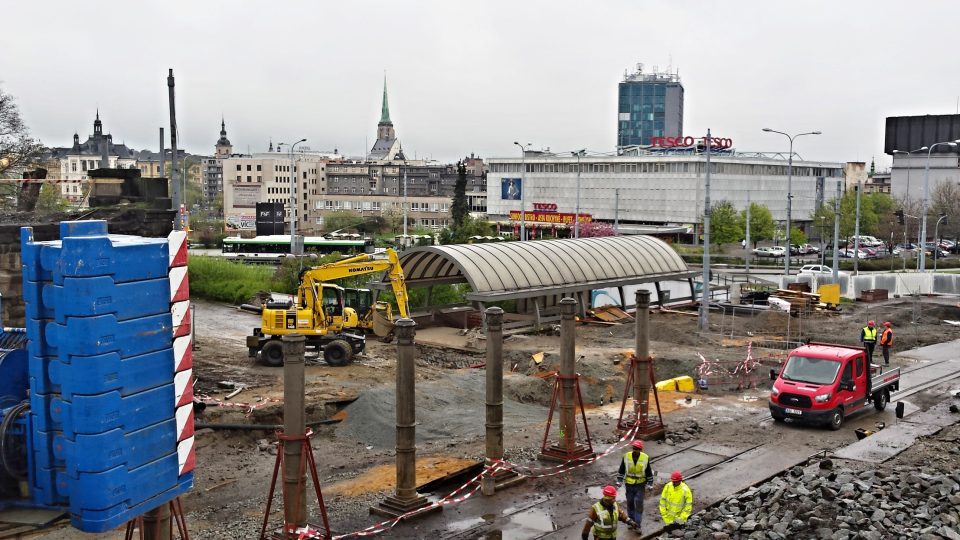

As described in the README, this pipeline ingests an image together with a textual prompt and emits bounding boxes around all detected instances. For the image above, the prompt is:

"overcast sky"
[2,1,958,166]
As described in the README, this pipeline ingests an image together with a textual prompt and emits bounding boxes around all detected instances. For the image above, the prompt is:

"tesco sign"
[532,202,558,212]
[651,136,733,149]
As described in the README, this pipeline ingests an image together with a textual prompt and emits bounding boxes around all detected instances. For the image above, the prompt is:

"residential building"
[47,111,137,202]
[842,162,868,192]
[486,147,842,237]
[617,63,684,148]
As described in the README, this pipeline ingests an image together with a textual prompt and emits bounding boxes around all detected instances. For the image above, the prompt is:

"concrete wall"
[778,272,960,299]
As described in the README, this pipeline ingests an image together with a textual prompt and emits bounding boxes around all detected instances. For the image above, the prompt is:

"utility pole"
[853,182,861,275]
[614,188,620,235]
[402,166,408,238]
[167,69,181,231]
[159,127,165,178]
[745,193,751,275]
[699,130,712,333]
[832,180,841,281]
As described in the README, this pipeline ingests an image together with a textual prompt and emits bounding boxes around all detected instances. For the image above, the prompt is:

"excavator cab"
[343,288,373,320]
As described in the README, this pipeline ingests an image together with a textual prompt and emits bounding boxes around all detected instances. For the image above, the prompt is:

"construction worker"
[616,440,653,529]
[880,321,894,366]
[659,470,693,529]
[860,320,878,363]
[581,485,638,539]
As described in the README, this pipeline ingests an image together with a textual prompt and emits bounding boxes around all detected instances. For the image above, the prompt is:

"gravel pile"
[659,461,960,540]
[662,420,703,446]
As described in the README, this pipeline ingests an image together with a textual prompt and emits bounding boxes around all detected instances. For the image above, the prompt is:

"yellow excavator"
[247,248,409,367]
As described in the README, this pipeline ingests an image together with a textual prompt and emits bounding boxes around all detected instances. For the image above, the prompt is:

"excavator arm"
[298,248,409,322]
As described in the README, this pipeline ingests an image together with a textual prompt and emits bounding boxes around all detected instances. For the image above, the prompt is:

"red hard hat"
[868,320,876,327]
[602,485,617,498]
[632,440,644,450]
[884,321,891,327]
[671,470,683,482]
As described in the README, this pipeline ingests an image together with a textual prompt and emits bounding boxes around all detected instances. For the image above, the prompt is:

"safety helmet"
[631,440,644,450]
[884,321,891,327]
[868,320,876,327]
[602,485,617,498]
[671,470,683,482]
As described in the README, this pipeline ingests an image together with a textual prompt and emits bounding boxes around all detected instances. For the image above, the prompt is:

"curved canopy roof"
[385,235,694,301]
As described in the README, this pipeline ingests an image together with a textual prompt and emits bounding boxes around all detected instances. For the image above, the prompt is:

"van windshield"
[781,355,842,385]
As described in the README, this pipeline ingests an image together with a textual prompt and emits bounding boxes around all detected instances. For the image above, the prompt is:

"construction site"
[0,207,954,540]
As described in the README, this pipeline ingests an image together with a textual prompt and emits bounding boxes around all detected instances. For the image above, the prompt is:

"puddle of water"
[739,395,759,402]
[675,398,701,407]
[446,516,486,532]
[487,508,557,539]
[482,513,497,522]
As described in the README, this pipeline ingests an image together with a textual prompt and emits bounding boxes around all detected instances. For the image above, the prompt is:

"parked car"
[839,248,869,259]
[753,246,786,258]
[799,264,839,276]
[797,244,820,255]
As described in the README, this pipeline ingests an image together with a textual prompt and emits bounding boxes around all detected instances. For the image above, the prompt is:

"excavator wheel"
[259,340,284,367]
[323,340,353,367]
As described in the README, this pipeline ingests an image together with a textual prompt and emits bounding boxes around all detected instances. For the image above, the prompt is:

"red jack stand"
[124,497,190,539]
[538,373,595,462]
[258,430,332,540]
[616,355,666,439]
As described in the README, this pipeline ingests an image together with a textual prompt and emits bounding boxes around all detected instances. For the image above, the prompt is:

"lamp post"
[934,213,947,272]
[762,128,822,275]
[919,140,960,272]
[893,148,922,202]
[278,138,307,254]
[513,142,531,241]
[572,149,585,238]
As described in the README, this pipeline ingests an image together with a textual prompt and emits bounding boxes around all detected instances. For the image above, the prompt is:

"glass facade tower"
[617,64,684,148]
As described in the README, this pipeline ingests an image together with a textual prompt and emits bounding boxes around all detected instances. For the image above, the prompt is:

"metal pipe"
[699,130,712,332]
[159,127,165,178]
[634,290,650,430]
[832,179,841,281]
[282,334,307,528]
[558,298,577,453]
[394,318,418,501]
[482,306,504,496]
[167,69,181,231]
[745,192,751,274]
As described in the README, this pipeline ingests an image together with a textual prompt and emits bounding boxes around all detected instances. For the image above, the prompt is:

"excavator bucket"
[371,308,396,337]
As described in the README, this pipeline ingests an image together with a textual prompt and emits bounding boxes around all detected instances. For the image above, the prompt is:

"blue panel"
[46,277,171,323]
[22,280,54,320]
[0,349,29,404]
[61,452,178,514]
[52,384,174,438]
[57,235,169,284]
[58,419,176,476]
[29,393,63,434]
[26,318,58,358]
[68,475,192,533]
[46,313,173,358]
[50,348,174,400]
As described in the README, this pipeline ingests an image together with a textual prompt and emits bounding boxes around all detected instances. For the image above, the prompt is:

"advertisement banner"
[501,177,522,201]
[226,211,256,231]
[508,211,592,224]
[232,184,262,208]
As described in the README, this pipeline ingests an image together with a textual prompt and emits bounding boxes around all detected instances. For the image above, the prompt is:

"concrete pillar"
[142,503,171,540]
[282,334,308,528]
[559,297,577,452]
[372,319,433,517]
[482,306,504,496]
[634,290,651,427]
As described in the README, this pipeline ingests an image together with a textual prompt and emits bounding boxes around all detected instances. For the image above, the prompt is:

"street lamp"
[893,148,923,202]
[571,149,586,238]
[513,141,532,241]
[919,140,960,272]
[277,138,307,254]
[762,128,822,275]
[934,213,948,272]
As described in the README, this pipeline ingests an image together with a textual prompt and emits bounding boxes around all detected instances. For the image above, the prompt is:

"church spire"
[93,109,103,137]
[380,75,391,125]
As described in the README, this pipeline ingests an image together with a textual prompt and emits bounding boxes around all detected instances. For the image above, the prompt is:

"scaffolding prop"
[538,372,595,462]
[123,497,190,540]
[615,355,666,437]
[258,429,332,540]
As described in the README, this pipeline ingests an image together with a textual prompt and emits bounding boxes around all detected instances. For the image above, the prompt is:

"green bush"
[188,256,276,304]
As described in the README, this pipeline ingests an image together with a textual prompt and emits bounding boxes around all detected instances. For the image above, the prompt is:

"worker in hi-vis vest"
[860,320,878,363]
[659,470,693,528]
[581,485,638,539]
[616,439,653,529]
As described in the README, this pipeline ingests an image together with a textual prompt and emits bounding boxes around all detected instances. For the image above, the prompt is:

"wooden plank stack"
[770,288,821,316]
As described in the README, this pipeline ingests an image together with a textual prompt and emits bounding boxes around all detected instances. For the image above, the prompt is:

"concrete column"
[559,297,577,452]
[634,290,651,426]
[482,306,504,496]
[282,334,307,528]
[142,503,171,540]
[394,319,418,501]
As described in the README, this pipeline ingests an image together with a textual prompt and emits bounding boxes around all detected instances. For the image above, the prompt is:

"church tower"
[215,118,232,158]
[368,76,404,161]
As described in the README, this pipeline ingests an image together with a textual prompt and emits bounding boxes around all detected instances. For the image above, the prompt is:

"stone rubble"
[658,461,960,539]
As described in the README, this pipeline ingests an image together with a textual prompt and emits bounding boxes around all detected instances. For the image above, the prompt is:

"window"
[236,164,241,171]
[855,356,863,378]
[257,176,262,182]
[842,361,853,382]
[247,176,252,182]
[71,162,77,172]
[257,164,262,171]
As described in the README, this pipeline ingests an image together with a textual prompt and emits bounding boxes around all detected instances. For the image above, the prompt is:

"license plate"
[785,408,802,415]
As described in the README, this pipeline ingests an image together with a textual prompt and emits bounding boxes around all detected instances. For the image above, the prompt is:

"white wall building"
[890,153,960,202]
[486,150,843,235]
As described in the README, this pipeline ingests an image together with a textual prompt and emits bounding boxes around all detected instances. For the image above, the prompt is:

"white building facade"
[486,151,843,234]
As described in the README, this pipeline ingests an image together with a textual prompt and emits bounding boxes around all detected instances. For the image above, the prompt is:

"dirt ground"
[40,297,960,539]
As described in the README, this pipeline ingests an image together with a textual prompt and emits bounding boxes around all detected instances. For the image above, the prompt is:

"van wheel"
[323,340,353,367]
[873,390,889,411]
[828,408,844,431]
[259,340,284,367]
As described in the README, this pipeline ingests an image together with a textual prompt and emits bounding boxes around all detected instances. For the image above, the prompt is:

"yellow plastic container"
[818,283,840,306]
[655,375,695,393]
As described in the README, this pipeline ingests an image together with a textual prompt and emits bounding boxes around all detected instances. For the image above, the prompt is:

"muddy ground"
[42,297,960,539]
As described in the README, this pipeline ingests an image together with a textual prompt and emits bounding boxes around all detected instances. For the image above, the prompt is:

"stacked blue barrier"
[20,220,193,532]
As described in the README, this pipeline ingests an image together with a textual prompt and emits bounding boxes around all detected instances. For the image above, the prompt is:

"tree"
[322,210,364,233]
[931,181,960,239]
[439,215,492,244]
[709,200,743,246]
[789,226,808,246]
[451,160,468,227]
[34,184,67,214]
[738,203,775,246]
[0,87,43,177]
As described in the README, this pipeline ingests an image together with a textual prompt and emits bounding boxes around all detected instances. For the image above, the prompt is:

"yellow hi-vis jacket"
[591,501,619,539]
[862,326,878,343]
[622,451,649,485]
[659,481,693,525]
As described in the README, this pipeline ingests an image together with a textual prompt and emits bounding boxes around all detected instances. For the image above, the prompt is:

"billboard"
[508,211,592,224]
[256,202,286,235]
[226,211,256,231]
[501,177,522,201]
[232,184,262,208]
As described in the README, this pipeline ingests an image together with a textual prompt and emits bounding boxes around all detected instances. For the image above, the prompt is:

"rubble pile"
[661,462,960,540]
[661,420,703,446]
